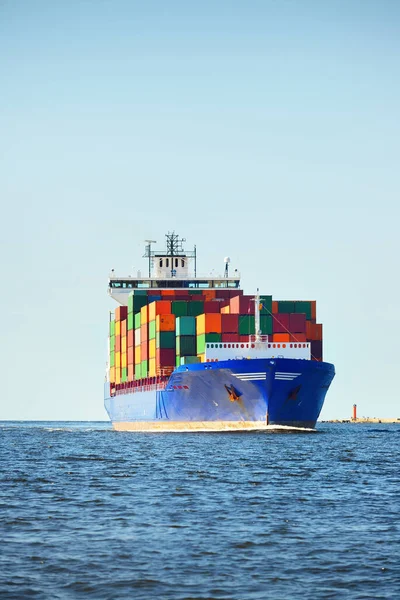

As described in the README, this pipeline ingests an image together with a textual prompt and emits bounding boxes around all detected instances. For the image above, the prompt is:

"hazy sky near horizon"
[1,0,399,421]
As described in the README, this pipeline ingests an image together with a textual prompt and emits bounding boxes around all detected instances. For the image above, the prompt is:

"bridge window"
[181,259,185,267]
[166,258,169,268]
[228,344,231,348]
[283,344,286,348]
[159,259,163,267]
[175,258,178,268]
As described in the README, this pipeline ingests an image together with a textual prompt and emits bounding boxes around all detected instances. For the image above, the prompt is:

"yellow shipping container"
[121,352,127,369]
[197,353,205,363]
[149,338,156,359]
[140,304,148,325]
[135,345,141,364]
[109,367,115,383]
[121,336,127,353]
[115,368,121,384]
[221,305,230,314]
[115,321,121,336]
[115,352,121,368]
[148,357,156,377]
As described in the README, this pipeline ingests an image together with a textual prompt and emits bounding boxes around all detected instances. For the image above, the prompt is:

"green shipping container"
[109,335,115,351]
[294,301,312,320]
[180,356,201,365]
[134,312,141,329]
[140,360,148,379]
[109,320,115,337]
[121,367,128,383]
[171,301,188,317]
[149,320,156,340]
[176,335,196,356]
[110,351,115,367]
[176,316,196,336]
[260,315,273,335]
[135,364,141,379]
[278,301,295,313]
[127,313,134,330]
[128,293,148,314]
[188,289,203,295]
[134,289,147,296]
[188,301,204,317]
[197,333,221,354]
[156,331,176,349]
[260,295,272,315]
[239,315,255,335]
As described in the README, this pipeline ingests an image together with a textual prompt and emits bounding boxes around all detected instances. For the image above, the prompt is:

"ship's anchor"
[224,384,241,402]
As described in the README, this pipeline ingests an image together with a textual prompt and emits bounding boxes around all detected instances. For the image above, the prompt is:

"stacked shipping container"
[108,291,324,387]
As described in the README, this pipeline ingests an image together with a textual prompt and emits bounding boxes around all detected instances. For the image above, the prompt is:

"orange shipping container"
[273,333,290,342]
[127,329,134,348]
[203,290,216,301]
[140,304,148,325]
[272,301,278,314]
[128,365,134,381]
[196,313,222,335]
[127,346,134,364]
[115,335,121,352]
[156,314,176,332]
[121,320,127,337]
[161,290,176,296]
[148,300,171,321]
[140,322,148,342]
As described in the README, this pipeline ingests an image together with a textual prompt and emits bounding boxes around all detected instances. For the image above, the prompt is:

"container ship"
[104,233,335,431]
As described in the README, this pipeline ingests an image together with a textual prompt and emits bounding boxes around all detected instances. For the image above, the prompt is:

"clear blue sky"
[1,0,399,420]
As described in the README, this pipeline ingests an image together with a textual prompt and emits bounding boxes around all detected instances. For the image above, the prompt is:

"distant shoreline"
[321,418,400,424]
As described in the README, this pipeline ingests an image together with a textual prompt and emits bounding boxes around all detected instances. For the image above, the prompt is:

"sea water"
[0,422,399,599]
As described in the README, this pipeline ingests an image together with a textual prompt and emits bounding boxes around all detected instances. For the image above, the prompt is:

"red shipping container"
[121,320,127,337]
[156,348,175,366]
[239,335,250,342]
[230,295,253,314]
[141,341,149,360]
[306,322,323,341]
[289,313,306,333]
[272,313,290,334]
[203,301,221,314]
[127,329,134,348]
[290,333,307,342]
[216,289,243,298]
[272,301,278,314]
[222,333,240,342]
[127,347,134,364]
[140,323,148,342]
[174,293,191,300]
[221,314,239,333]
[147,290,161,296]
[115,335,121,352]
[115,306,128,321]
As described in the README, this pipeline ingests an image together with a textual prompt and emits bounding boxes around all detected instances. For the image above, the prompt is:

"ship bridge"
[108,232,240,306]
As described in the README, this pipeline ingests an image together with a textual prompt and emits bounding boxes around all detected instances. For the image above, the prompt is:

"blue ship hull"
[104,358,335,430]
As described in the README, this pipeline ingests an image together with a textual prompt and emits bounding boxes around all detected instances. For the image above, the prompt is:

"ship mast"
[255,288,261,342]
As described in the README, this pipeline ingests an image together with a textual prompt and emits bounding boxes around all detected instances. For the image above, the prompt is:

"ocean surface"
[0,422,399,599]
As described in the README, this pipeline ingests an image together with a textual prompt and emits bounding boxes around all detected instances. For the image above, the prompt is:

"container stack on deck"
[108,290,324,387]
